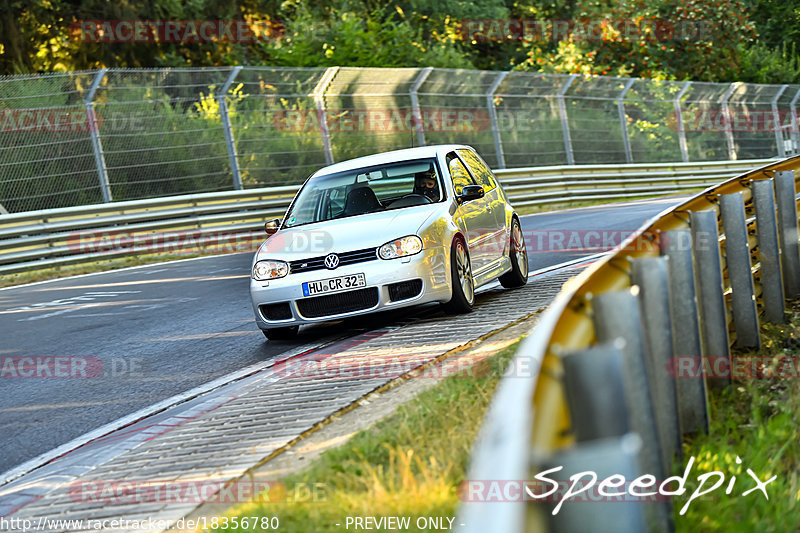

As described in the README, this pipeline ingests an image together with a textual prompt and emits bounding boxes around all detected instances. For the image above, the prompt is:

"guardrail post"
[85,68,112,203]
[409,67,433,148]
[720,192,761,349]
[775,171,800,297]
[540,434,648,533]
[487,71,509,169]
[617,78,636,164]
[562,342,629,441]
[313,67,339,165]
[753,179,786,323]
[661,229,710,435]
[631,256,682,468]
[675,81,691,162]
[690,210,731,388]
[772,85,789,158]
[592,290,665,485]
[721,83,739,160]
[558,74,577,165]
[218,66,243,190]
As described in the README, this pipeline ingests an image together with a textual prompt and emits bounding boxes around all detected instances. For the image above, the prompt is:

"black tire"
[262,326,299,341]
[499,217,528,288]
[442,237,475,314]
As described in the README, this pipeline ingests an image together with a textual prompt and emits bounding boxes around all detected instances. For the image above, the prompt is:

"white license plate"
[302,273,366,296]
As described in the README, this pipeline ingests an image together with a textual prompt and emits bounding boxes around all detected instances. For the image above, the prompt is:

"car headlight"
[378,235,423,260]
[253,260,289,280]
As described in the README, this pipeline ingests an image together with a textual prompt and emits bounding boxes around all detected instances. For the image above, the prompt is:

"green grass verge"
[674,302,800,531]
[207,340,521,532]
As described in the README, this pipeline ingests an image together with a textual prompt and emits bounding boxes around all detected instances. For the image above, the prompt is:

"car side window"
[446,153,475,196]
[457,149,496,192]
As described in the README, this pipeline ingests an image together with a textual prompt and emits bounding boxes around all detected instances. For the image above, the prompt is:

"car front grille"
[259,302,293,321]
[289,247,378,274]
[388,279,423,302]
[296,288,380,319]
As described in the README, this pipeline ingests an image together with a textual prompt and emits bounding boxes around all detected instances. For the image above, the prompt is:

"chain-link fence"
[2,66,799,213]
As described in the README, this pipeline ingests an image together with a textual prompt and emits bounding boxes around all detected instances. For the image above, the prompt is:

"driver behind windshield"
[414,170,440,202]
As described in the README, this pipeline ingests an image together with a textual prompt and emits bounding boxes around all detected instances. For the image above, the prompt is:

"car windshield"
[283,158,443,228]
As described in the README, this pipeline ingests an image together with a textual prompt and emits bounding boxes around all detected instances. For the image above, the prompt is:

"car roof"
[311,144,472,178]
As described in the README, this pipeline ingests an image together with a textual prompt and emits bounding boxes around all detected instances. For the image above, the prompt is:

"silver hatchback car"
[250,144,528,340]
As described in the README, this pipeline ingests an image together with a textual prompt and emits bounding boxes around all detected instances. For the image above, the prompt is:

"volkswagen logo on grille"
[324,253,340,270]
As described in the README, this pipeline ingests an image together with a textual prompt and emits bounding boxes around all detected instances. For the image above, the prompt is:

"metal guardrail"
[0,159,775,276]
[498,158,774,206]
[457,156,800,532]
[0,186,297,275]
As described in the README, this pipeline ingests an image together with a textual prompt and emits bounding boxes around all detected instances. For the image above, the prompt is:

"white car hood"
[256,205,441,261]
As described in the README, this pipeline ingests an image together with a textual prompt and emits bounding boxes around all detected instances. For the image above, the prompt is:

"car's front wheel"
[443,237,474,314]
[499,217,528,288]
[262,326,299,341]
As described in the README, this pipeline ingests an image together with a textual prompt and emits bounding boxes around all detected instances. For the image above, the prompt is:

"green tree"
[515,0,757,81]
[1,0,798,85]
[737,0,800,83]
[0,0,284,73]
[259,4,471,68]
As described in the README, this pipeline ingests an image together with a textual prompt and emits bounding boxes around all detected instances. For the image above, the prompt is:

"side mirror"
[458,185,484,204]
[264,218,281,235]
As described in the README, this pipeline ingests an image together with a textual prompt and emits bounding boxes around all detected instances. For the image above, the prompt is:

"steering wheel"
[399,193,432,204]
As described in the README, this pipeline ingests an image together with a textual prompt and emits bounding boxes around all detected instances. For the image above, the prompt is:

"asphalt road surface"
[0,196,684,474]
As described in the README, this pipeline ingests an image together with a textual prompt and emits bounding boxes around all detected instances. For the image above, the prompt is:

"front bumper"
[250,245,451,329]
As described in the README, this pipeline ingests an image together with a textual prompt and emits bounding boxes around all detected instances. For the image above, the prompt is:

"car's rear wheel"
[443,237,474,314]
[499,217,528,288]
[262,326,299,340]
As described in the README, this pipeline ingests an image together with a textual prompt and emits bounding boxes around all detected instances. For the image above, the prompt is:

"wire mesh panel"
[417,69,499,166]
[679,82,734,161]
[727,83,783,160]
[231,67,328,188]
[95,68,234,201]
[323,67,423,163]
[0,71,102,212]
[495,72,571,167]
[564,76,629,164]
[778,85,800,156]
[624,79,685,163]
